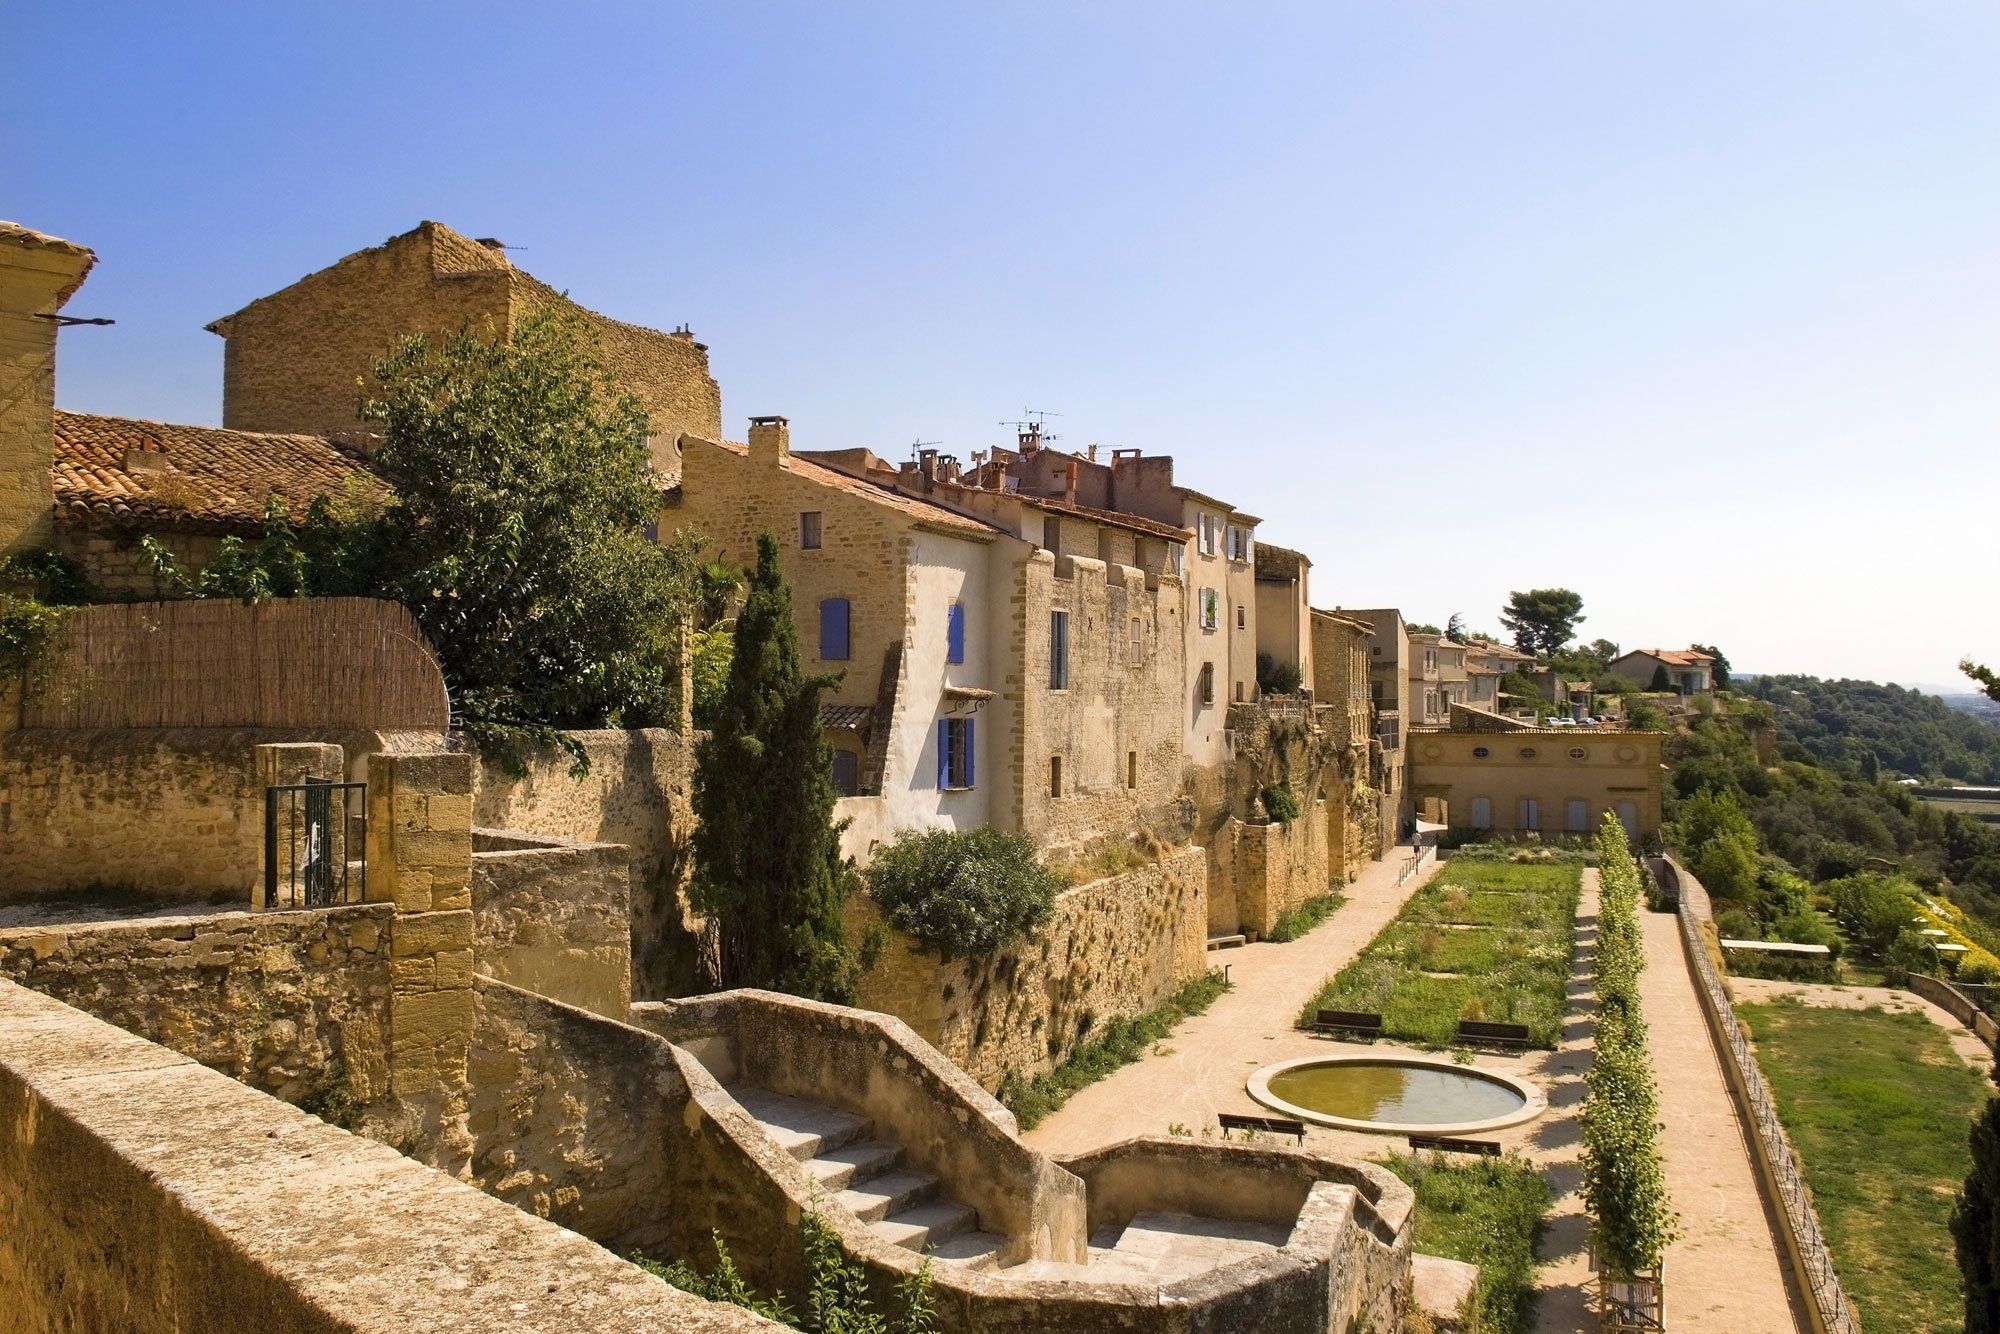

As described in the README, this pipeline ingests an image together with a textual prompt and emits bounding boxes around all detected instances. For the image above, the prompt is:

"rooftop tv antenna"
[908,439,943,459]
[999,409,1061,448]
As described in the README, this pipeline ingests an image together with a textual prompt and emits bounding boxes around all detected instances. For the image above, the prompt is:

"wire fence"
[1656,854,1861,1334]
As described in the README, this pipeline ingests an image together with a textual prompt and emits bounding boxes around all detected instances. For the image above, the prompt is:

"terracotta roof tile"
[704,440,1004,538]
[52,411,383,533]
[1626,648,1715,667]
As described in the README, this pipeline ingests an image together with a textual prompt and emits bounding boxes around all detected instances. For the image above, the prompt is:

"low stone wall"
[0,726,390,901]
[0,979,777,1333]
[471,830,631,1018]
[0,902,394,1109]
[848,845,1208,1089]
[1907,972,2000,1052]
[469,728,697,998]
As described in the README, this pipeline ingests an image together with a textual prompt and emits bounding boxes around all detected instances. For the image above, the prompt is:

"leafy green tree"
[865,827,1058,962]
[1955,1069,2000,1334]
[1406,622,1442,637]
[690,531,858,999]
[1446,612,1467,641]
[1649,664,1672,692]
[1965,659,2000,705]
[1499,588,1585,656]
[362,308,699,756]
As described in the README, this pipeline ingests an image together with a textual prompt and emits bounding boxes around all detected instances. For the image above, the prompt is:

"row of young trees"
[1580,815,1679,1294]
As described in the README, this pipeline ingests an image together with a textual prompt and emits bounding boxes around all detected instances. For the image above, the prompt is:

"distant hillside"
[1740,675,2000,784]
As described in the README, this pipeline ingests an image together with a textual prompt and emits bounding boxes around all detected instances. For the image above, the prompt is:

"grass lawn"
[1297,859,1582,1047]
[1736,997,1988,1334]
[1379,1150,1550,1334]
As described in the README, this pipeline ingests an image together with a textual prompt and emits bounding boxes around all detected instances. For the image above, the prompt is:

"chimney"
[0,223,96,557]
[1064,458,1079,505]
[937,455,961,485]
[1087,443,1099,463]
[918,448,939,484]
[124,433,169,474]
[747,415,790,467]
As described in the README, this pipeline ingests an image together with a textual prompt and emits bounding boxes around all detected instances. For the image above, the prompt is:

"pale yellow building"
[1408,726,1665,839]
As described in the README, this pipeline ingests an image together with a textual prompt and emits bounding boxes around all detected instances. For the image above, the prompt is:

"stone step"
[728,1086,869,1162]
[871,1199,977,1252]
[836,1169,940,1223]
[803,1138,904,1191]
[924,1229,1006,1270]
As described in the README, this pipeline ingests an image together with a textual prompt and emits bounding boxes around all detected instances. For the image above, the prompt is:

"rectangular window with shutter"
[818,598,850,660]
[1129,617,1142,665]
[1049,610,1069,689]
[946,601,966,665]
[800,512,822,550]
[937,718,975,790]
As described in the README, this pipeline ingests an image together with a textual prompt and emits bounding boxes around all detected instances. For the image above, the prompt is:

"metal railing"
[264,780,367,910]
[1654,854,1860,1334]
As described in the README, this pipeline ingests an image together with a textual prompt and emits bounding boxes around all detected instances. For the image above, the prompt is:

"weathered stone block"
[391,910,473,959]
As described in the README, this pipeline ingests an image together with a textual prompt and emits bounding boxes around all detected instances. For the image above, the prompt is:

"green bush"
[1256,651,1303,696]
[1260,784,1301,824]
[1380,1150,1552,1334]
[633,1213,937,1332]
[866,827,1059,962]
[1266,891,1345,943]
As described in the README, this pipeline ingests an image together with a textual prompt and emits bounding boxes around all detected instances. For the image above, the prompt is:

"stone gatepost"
[364,750,476,1171]
[250,742,344,908]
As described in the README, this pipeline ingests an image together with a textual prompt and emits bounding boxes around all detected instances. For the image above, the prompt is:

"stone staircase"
[1013,1210,1291,1286]
[729,1086,1007,1270]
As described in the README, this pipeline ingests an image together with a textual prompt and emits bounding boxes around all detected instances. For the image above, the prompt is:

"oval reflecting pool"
[1248,1056,1545,1135]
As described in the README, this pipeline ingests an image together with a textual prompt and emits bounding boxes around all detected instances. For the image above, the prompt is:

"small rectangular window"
[1235,604,1245,630]
[1200,588,1219,631]
[1049,754,1063,798]
[1042,516,1062,554]
[1198,662,1215,704]
[937,718,975,790]
[818,598,851,661]
[1049,610,1070,690]
[1235,680,1245,702]
[1127,751,1138,789]
[946,601,966,665]
[1129,617,1142,666]
[830,749,860,797]
[800,511,822,549]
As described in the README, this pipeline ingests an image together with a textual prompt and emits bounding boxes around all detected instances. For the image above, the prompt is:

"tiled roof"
[51,411,383,533]
[820,703,875,731]
[1,220,96,303]
[706,441,1003,538]
[1629,648,1715,667]
[993,489,1191,542]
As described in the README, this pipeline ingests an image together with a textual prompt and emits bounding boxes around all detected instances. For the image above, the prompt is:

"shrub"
[1261,784,1302,824]
[866,827,1059,962]
[1267,891,1345,943]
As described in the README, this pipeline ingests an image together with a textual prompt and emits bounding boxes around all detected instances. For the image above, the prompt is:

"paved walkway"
[1633,910,1804,1334]
[1024,844,1446,1154]
[1527,873,1598,1332]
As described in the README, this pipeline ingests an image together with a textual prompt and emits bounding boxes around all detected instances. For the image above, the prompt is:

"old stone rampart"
[471,828,631,1018]
[0,978,779,1333]
[847,844,1208,1089]
[469,727,696,998]
[0,902,393,1109]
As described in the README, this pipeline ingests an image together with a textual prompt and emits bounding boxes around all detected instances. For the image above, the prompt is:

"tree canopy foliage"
[865,826,1058,962]
[1499,588,1584,656]
[689,531,859,1000]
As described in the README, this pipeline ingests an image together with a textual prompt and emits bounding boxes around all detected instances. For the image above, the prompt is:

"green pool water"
[1265,1061,1526,1126]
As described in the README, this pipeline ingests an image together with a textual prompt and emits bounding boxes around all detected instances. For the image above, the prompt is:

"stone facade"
[207,221,722,448]
[0,223,92,557]
[849,845,1209,1089]
[0,902,393,1109]
[1409,726,1668,838]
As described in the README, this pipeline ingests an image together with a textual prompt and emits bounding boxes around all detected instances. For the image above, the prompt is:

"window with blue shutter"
[938,717,975,790]
[946,601,965,665]
[818,598,850,660]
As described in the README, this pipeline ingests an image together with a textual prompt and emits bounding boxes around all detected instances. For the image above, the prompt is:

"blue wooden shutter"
[937,720,950,788]
[819,598,849,660]
[964,719,976,787]
[947,602,965,665]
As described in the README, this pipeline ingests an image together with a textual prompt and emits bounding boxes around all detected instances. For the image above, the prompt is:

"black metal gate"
[263,779,366,909]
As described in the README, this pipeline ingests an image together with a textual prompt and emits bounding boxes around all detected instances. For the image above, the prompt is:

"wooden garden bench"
[1313,1009,1384,1040]
[1219,1112,1306,1144]
[1407,1134,1502,1157]
[1456,1020,1532,1048]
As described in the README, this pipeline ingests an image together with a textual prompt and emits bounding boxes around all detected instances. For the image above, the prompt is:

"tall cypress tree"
[1956,1070,2000,1334]
[689,531,857,1000]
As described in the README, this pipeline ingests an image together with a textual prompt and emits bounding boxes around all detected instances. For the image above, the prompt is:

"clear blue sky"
[9,3,1997,685]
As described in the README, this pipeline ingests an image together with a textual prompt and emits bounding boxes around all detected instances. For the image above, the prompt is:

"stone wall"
[471,831,631,1018]
[0,979,776,1333]
[1210,806,1334,938]
[849,844,1208,1089]
[52,524,226,597]
[0,903,394,1109]
[0,727,380,901]
[469,727,697,998]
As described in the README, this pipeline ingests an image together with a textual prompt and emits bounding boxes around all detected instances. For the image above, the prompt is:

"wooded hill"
[1739,675,2000,785]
